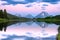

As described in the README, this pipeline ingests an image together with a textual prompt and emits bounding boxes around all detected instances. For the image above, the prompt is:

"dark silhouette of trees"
[0,9,8,19]
[45,15,60,19]
[4,9,8,19]
[0,22,8,32]
[54,15,60,19]
[0,9,20,20]
[0,10,4,18]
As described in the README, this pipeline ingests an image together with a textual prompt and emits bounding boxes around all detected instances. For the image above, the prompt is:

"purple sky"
[0,0,60,16]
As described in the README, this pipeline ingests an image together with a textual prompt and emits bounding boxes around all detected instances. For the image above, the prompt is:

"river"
[0,22,59,40]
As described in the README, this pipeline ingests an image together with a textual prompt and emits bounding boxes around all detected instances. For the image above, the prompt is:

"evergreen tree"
[0,10,4,18]
[4,9,8,19]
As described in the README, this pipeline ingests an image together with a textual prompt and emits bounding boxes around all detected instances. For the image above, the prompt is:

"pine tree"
[4,9,8,19]
[0,10,4,18]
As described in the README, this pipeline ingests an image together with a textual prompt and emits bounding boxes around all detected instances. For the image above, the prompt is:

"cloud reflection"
[1,34,56,40]
[0,22,59,40]
[1,35,40,40]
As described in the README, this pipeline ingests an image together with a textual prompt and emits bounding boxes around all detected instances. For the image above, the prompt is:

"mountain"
[35,11,49,18]
[7,13,20,19]
[16,14,21,17]
[25,14,34,18]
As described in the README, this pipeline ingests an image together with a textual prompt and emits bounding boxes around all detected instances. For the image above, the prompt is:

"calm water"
[0,22,59,40]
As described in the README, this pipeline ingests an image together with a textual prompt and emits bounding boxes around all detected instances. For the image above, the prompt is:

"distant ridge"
[11,11,52,18]
[25,14,34,18]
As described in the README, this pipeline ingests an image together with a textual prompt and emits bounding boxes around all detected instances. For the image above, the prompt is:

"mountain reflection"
[0,22,58,32]
[35,22,48,28]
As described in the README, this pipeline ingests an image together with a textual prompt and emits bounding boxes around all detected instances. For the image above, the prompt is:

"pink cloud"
[0,2,60,16]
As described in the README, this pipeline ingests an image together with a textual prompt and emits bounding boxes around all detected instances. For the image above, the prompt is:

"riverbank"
[36,18,60,23]
[57,33,60,40]
[1,17,60,23]
[57,26,60,40]
[36,18,60,22]
[0,18,32,23]
[0,18,8,23]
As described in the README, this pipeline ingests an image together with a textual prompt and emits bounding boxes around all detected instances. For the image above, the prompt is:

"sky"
[0,0,60,16]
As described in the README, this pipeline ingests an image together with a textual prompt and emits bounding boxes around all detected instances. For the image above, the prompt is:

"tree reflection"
[56,26,60,40]
[0,22,8,32]
[58,26,60,33]
[0,22,18,32]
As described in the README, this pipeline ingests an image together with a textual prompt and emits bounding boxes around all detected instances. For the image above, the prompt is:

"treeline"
[36,15,60,22]
[0,9,20,20]
[45,15,60,25]
[0,9,32,22]
[45,15,60,19]
[0,9,8,19]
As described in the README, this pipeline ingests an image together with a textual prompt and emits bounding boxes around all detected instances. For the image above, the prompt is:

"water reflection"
[35,22,48,28]
[0,22,19,32]
[0,22,8,32]
[0,22,59,40]
[1,35,40,40]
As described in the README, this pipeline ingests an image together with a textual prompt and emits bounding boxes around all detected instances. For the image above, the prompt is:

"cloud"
[26,5,32,7]
[42,0,60,4]
[1,0,60,5]
[0,1,8,5]
[12,0,25,2]
[1,0,27,5]
[42,4,48,6]
[0,1,60,16]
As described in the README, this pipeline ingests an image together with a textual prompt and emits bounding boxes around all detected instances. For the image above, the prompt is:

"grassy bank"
[57,26,60,40]
[0,18,32,23]
[0,18,8,23]
[57,33,60,40]
[36,18,60,22]
[0,18,21,23]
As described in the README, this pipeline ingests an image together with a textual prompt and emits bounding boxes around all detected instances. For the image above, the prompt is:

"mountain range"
[12,11,52,18]
[24,14,34,18]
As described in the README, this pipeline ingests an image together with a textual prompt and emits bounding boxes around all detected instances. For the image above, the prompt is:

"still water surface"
[0,22,59,40]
